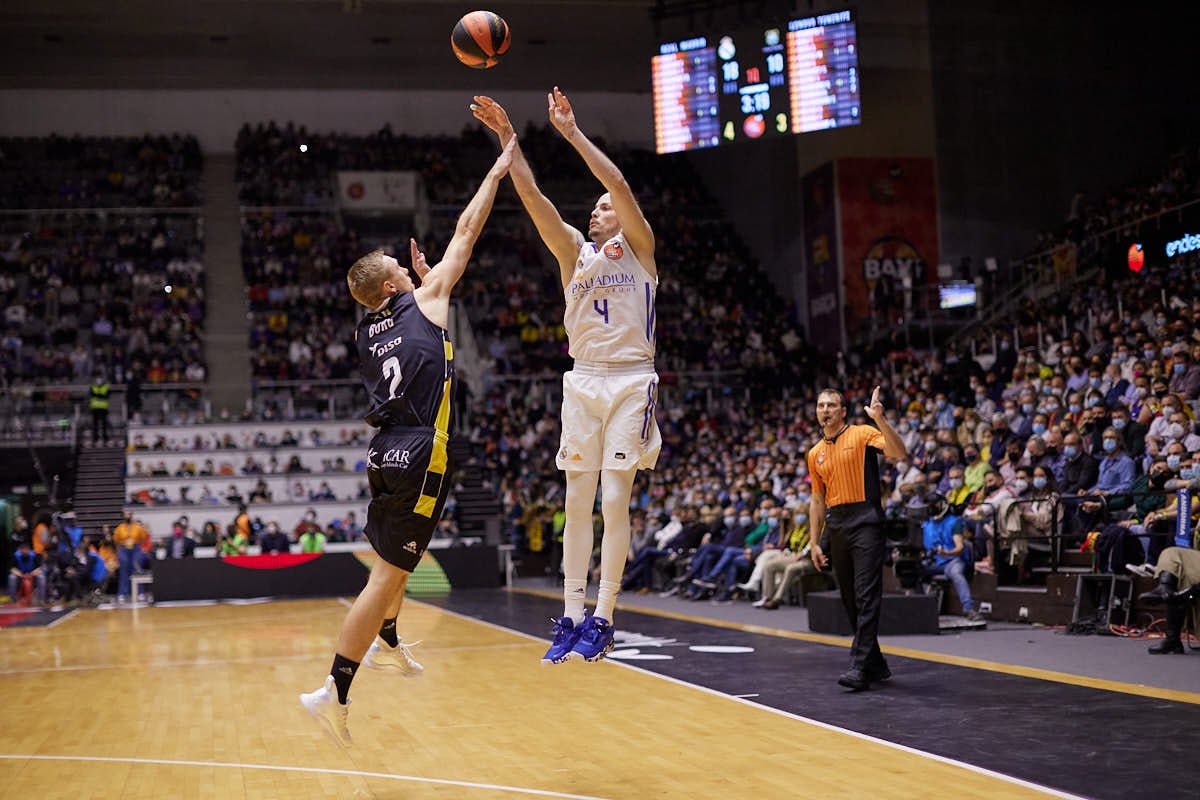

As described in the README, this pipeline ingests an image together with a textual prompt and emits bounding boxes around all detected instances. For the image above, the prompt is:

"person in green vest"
[89,372,110,445]
[299,525,327,554]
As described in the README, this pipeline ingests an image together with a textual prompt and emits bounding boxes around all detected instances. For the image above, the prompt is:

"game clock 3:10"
[715,28,790,142]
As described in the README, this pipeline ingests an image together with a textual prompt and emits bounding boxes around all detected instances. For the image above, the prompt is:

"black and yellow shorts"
[364,427,455,572]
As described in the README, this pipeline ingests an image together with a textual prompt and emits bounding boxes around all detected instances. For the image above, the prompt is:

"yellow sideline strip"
[510,586,1200,706]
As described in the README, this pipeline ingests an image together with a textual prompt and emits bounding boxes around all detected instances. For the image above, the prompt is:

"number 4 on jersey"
[593,298,610,325]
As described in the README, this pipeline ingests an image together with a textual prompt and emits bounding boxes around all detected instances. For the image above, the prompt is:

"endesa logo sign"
[1165,232,1200,259]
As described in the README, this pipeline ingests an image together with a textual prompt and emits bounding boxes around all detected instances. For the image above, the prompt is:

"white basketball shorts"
[556,363,661,472]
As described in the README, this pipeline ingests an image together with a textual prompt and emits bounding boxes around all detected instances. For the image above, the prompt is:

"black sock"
[379,617,399,647]
[330,654,359,704]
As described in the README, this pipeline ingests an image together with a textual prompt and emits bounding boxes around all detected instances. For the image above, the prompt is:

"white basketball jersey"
[563,232,657,364]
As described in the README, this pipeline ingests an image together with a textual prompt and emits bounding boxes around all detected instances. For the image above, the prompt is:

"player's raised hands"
[409,238,430,281]
[547,86,578,139]
[491,135,517,176]
[470,95,514,138]
[864,385,885,422]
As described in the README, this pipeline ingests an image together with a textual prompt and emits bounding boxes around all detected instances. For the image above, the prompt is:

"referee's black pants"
[826,502,886,672]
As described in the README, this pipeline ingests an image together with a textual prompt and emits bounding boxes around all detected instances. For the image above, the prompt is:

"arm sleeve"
[806,449,825,495]
[860,425,885,450]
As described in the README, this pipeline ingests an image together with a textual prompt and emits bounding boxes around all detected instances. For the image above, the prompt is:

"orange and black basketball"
[451,10,510,69]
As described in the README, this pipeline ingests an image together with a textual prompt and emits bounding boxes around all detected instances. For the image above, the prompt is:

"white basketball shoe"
[299,675,352,747]
[363,636,424,675]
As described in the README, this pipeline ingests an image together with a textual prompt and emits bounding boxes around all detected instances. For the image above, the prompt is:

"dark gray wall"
[930,0,1200,269]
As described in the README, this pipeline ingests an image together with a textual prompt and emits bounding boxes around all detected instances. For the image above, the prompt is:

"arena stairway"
[72,442,128,536]
[449,439,502,546]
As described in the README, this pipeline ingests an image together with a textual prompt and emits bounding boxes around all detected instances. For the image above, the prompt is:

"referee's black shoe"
[837,668,869,692]
[865,660,892,683]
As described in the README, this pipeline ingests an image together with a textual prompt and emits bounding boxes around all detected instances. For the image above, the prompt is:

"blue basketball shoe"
[569,616,615,662]
[541,616,583,664]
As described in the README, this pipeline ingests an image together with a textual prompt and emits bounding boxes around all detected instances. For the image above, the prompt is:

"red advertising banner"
[836,158,938,339]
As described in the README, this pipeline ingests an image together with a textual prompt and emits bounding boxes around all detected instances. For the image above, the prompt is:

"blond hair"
[346,249,392,308]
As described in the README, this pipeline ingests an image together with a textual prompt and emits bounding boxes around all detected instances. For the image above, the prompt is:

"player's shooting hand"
[409,238,430,281]
[470,95,514,138]
[547,86,578,138]
[864,385,885,422]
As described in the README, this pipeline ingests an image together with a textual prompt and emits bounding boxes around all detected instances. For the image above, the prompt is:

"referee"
[807,386,906,691]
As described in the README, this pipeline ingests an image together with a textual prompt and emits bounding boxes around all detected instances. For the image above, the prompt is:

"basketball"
[451,10,511,69]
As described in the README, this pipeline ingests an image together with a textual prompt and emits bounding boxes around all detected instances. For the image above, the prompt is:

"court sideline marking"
[511,585,1200,705]
[0,755,610,800]
[431,601,1090,800]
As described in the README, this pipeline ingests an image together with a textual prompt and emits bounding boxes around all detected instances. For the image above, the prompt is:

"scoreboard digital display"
[651,9,860,154]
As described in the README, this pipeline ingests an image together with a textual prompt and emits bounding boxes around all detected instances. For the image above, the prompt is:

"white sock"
[595,580,620,622]
[562,471,599,623]
[563,580,587,623]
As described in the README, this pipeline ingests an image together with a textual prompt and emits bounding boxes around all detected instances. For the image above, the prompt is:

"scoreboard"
[652,9,860,154]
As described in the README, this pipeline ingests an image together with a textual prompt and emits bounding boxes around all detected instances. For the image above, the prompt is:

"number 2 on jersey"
[593,298,610,325]
[382,356,403,398]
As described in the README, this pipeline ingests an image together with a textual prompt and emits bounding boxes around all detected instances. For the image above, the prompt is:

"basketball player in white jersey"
[472,90,660,663]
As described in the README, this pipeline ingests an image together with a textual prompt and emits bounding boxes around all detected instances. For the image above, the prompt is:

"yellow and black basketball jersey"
[356,291,455,431]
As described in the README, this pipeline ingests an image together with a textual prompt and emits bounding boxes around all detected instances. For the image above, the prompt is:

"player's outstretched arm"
[471,95,582,286]
[547,86,656,276]
[421,137,515,298]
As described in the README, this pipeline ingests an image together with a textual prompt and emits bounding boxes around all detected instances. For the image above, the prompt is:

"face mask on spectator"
[1174,362,1187,374]
[1032,423,1046,435]
[1114,352,1127,363]
[924,440,936,452]
[1063,445,1078,458]
[1167,455,1181,472]
[936,399,946,410]
[1144,349,1156,360]
[1156,316,1166,326]
[1086,396,1101,408]
[965,450,978,462]
[1112,417,1127,430]
[1021,403,1033,415]
[767,517,779,529]
[897,421,910,434]
[975,393,986,405]
[1069,403,1081,414]
[1032,476,1047,490]
[738,515,752,527]
[1045,402,1059,413]
[1167,423,1185,441]
[949,478,964,489]
[1089,377,1101,388]
[1135,386,1148,399]
[1005,408,1018,420]
[723,516,735,527]
[794,513,807,524]
[1181,465,1197,480]
[1102,439,1117,453]
[1011,479,1029,494]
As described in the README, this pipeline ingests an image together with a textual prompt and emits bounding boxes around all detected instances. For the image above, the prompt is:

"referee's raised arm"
[864,385,907,460]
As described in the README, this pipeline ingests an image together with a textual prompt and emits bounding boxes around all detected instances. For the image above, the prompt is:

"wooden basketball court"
[0,596,1080,800]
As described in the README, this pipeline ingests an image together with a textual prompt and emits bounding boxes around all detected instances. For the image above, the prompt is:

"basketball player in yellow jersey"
[472,90,660,663]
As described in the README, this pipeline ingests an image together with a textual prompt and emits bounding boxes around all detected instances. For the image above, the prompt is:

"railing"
[953,487,1191,583]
